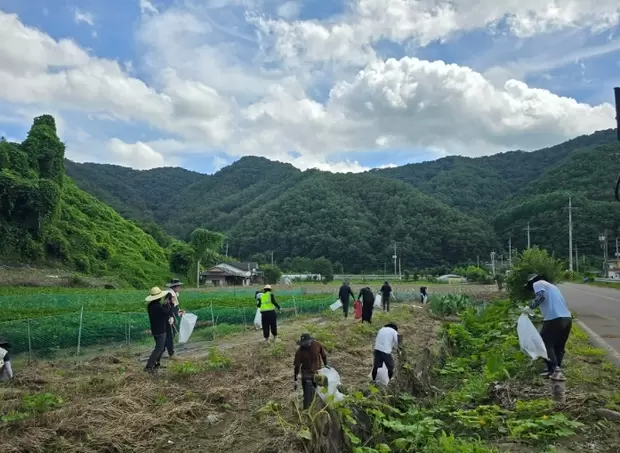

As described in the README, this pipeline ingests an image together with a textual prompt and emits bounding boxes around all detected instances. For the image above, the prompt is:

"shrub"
[506,247,563,302]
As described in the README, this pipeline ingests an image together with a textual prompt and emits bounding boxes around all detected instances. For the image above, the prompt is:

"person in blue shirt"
[524,274,573,377]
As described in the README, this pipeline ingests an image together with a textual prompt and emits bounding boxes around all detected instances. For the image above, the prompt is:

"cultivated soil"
[1,303,440,453]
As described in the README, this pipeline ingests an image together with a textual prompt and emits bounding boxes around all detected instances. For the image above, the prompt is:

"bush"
[262,264,282,284]
[506,247,563,302]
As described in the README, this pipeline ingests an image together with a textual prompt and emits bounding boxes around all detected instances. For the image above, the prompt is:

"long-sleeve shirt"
[529,280,571,321]
[147,301,173,335]
[357,288,374,306]
[294,341,328,379]
[339,285,355,303]
[380,284,392,299]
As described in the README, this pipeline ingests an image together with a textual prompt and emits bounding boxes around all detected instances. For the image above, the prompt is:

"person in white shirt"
[371,323,401,382]
[524,274,572,377]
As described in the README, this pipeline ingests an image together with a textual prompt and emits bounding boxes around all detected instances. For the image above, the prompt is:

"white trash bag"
[330,299,343,311]
[178,313,198,344]
[374,294,382,308]
[369,364,390,386]
[316,367,345,403]
[254,308,262,329]
[517,314,549,360]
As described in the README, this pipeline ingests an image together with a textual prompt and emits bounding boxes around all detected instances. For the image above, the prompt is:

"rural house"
[200,262,263,287]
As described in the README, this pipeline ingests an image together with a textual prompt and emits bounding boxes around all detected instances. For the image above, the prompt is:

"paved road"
[560,283,620,358]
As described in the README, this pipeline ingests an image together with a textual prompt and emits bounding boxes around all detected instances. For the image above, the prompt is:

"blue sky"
[0,0,618,174]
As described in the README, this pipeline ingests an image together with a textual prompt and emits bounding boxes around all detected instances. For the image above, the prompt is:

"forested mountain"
[374,129,618,217]
[59,127,620,272]
[0,116,171,287]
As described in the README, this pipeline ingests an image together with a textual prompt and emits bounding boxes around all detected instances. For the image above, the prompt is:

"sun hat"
[298,333,314,348]
[524,274,539,288]
[145,287,171,302]
[264,284,272,290]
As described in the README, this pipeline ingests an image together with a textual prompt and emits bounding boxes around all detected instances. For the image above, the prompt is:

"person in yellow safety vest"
[257,284,281,342]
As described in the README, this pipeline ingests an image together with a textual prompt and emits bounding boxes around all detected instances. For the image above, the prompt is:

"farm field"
[2,295,619,453]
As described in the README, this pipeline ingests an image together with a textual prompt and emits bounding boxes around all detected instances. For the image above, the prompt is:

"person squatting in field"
[0,337,14,382]
[338,281,355,318]
[523,274,572,377]
[293,333,328,409]
[258,284,281,342]
[357,286,375,323]
[145,287,178,373]
[420,286,428,304]
[380,281,393,312]
[372,323,401,382]
[164,278,185,359]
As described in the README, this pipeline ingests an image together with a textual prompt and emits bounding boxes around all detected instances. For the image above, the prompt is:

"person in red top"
[293,333,328,409]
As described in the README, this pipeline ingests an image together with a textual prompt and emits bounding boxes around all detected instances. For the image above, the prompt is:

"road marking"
[562,285,620,302]
[575,319,620,367]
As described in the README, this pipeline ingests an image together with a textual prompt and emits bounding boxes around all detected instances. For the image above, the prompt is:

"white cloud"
[0,5,618,174]
[106,138,166,169]
[276,1,301,19]
[74,9,94,26]
[139,0,159,15]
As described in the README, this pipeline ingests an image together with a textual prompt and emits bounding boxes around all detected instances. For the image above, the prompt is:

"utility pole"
[398,258,402,280]
[616,237,619,259]
[575,246,579,273]
[524,223,531,249]
[490,251,496,276]
[500,255,504,268]
[508,236,512,268]
[476,256,480,267]
[271,251,274,266]
[568,197,573,272]
[392,244,397,277]
[225,242,229,258]
[600,232,609,278]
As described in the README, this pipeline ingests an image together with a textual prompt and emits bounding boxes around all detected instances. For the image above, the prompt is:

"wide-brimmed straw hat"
[145,287,171,302]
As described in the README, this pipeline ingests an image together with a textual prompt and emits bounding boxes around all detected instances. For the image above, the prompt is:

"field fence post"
[76,305,84,357]
[27,319,32,362]
[128,313,131,347]
[242,307,247,329]
[210,301,216,340]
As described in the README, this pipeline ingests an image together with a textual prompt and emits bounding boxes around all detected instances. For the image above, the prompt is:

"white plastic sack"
[178,313,198,344]
[369,364,390,386]
[330,299,343,311]
[316,367,345,403]
[422,295,428,304]
[254,308,262,329]
[374,294,382,308]
[517,314,549,360]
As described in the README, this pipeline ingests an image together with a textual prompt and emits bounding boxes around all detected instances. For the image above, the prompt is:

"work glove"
[521,306,534,315]
[178,310,185,317]
[293,380,298,392]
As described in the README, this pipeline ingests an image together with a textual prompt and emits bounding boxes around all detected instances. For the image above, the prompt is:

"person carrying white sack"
[371,323,401,383]
[522,274,572,378]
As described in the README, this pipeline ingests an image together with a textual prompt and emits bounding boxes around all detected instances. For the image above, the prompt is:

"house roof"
[201,263,252,278]
[227,262,259,271]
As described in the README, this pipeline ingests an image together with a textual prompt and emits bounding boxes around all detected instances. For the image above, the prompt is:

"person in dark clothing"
[0,337,13,382]
[145,287,176,373]
[357,287,375,323]
[380,281,392,312]
[420,286,428,304]
[294,333,328,409]
[338,281,355,318]
[257,284,281,342]
[164,279,185,358]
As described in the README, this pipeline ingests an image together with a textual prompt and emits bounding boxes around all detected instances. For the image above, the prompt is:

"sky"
[0,0,619,174]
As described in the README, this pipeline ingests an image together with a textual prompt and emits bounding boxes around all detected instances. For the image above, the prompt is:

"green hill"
[63,127,620,271]
[0,116,171,288]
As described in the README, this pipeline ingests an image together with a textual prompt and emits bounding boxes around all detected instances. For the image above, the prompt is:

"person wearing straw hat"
[164,278,185,358]
[257,284,281,342]
[145,287,177,373]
